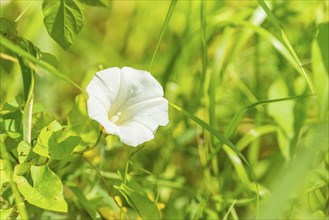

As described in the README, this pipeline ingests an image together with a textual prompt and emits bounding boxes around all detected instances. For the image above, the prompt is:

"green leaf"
[0,17,17,36]
[33,120,81,159]
[0,208,13,220]
[31,111,54,141]
[39,51,59,69]
[68,186,97,220]
[42,0,84,50]
[17,141,31,164]
[33,46,59,69]
[115,182,161,219]
[317,23,329,73]
[14,165,68,212]
[0,97,23,139]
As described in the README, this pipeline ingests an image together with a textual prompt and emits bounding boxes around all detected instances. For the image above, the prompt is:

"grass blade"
[169,102,259,213]
[148,0,177,71]
[225,94,314,139]
[257,0,316,94]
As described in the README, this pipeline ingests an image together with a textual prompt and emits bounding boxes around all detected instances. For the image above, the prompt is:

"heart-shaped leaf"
[14,165,67,212]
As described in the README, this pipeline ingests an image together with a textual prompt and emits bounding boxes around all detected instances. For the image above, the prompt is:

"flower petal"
[119,97,168,129]
[116,121,155,147]
[86,67,121,110]
[109,67,164,116]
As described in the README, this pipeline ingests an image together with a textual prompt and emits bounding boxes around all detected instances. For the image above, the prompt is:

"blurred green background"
[1,0,328,219]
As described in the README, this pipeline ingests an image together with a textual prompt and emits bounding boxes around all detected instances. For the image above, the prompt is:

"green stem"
[123,148,132,185]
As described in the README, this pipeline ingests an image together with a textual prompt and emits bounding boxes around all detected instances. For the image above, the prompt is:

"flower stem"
[123,148,132,185]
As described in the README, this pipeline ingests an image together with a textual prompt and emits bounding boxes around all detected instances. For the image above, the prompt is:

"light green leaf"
[0,208,13,220]
[17,141,31,164]
[14,165,67,212]
[33,120,81,159]
[42,0,84,50]
[317,23,329,74]
[31,111,54,140]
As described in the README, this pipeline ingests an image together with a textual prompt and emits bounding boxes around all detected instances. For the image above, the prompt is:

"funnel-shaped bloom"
[86,67,168,147]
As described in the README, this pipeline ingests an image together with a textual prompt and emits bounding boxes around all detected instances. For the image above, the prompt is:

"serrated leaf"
[33,120,81,159]
[17,141,31,163]
[42,0,84,50]
[14,165,67,212]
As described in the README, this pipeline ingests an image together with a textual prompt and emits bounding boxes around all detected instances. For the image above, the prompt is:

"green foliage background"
[0,0,328,219]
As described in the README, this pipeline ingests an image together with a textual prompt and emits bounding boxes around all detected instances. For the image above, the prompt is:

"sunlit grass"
[0,0,328,219]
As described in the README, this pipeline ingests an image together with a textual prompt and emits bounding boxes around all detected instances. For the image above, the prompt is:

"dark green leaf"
[317,23,329,73]
[14,165,68,212]
[42,0,84,50]
[0,17,17,36]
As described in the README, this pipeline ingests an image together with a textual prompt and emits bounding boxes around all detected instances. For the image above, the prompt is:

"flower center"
[110,111,122,124]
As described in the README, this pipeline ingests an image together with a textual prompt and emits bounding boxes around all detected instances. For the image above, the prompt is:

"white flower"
[86,67,169,147]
